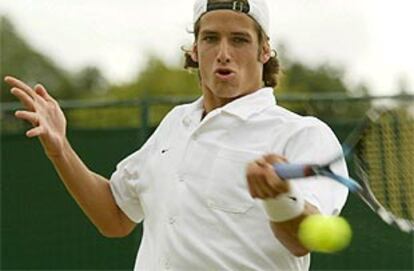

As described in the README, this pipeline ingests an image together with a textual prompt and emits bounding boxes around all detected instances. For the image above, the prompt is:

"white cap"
[193,0,270,36]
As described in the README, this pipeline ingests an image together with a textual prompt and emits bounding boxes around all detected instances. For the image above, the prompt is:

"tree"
[73,66,109,96]
[1,16,373,129]
[0,16,75,101]
[276,53,370,121]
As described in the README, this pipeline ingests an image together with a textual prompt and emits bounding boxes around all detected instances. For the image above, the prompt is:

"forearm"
[270,202,319,257]
[49,139,134,237]
[5,76,135,236]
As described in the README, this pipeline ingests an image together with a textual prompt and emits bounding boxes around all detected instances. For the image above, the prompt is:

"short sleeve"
[109,106,182,222]
[283,119,349,215]
[109,136,155,223]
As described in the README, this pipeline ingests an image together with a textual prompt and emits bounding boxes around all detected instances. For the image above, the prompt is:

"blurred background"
[1,0,413,270]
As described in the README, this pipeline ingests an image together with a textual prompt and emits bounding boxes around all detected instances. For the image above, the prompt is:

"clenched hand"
[246,154,290,199]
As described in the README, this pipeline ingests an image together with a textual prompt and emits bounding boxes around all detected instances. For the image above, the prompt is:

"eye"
[232,37,249,44]
[202,35,218,43]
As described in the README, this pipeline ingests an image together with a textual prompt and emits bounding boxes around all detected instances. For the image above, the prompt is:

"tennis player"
[5,0,348,270]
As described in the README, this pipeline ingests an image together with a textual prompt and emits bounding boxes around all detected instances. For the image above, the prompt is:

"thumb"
[263,154,288,165]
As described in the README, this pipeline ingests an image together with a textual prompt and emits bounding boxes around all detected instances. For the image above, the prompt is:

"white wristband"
[262,184,305,222]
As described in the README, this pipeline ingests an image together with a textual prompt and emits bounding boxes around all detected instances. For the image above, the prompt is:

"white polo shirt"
[110,88,349,271]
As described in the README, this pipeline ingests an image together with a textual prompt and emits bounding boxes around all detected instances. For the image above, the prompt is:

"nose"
[217,40,231,64]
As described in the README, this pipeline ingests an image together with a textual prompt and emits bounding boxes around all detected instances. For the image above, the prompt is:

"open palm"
[5,76,67,158]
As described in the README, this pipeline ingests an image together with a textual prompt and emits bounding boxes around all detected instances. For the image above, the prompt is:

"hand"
[5,76,67,158]
[246,154,290,199]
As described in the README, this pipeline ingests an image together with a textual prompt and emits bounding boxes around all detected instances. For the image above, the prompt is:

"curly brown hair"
[183,0,280,88]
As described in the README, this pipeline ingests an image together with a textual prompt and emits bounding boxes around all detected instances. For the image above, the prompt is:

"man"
[5,0,348,270]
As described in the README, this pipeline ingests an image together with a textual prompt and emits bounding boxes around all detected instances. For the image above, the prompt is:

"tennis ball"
[298,214,352,253]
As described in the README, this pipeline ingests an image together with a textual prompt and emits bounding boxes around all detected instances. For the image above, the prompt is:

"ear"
[260,42,271,64]
[191,43,199,63]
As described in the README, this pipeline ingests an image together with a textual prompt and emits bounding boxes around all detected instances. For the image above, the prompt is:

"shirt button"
[183,117,191,127]
[161,257,170,269]
[177,173,185,182]
[169,217,176,224]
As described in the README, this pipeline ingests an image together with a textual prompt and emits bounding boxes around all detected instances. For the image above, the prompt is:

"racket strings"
[357,109,414,222]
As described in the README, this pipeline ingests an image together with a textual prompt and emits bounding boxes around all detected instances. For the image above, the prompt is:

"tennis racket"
[274,105,414,233]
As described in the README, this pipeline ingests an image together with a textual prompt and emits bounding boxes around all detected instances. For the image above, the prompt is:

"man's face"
[193,10,269,102]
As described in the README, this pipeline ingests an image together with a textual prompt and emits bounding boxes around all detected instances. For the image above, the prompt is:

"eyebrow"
[199,30,252,38]
[199,30,219,36]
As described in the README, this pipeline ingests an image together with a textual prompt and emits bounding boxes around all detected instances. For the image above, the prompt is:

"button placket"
[178,174,185,182]
[159,256,171,270]
[183,116,192,127]
[168,217,176,225]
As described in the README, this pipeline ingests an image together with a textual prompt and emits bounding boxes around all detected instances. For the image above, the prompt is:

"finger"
[256,159,283,189]
[246,162,263,198]
[34,84,53,101]
[26,126,44,138]
[247,162,274,198]
[4,76,37,98]
[263,154,288,164]
[15,110,39,126]
[253,176,274,198]
[263,174,280,196]
[255,158,267,167]
[246,163,256,197]
[253,162,288,197]
[247,173,263,198]
[265,177,289,196]
[262,164,290,194]
[251,177,265,198]
[10,88,35,111]
[250,166,274,198]
[247,177,258,198]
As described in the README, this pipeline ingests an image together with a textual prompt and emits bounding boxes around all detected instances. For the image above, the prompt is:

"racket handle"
[274,163,363,193]
[273,164,314,179]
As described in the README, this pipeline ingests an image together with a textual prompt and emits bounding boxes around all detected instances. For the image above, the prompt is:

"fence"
[1,94,413,270]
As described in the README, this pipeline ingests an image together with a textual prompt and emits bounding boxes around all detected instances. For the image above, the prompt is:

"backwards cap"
[193,0,270,36]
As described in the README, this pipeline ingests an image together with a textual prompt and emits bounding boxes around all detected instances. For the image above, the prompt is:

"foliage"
[1,15,373,129]
[0,16,75,101]
[276,54,370,120]
[72,66,110,96]
[279,63,348,95]
[0,16,109,102]
[101,57,200,100]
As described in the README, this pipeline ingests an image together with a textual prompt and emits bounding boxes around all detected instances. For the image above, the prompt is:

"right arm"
[246,154,318,256]
[5,76,135,237]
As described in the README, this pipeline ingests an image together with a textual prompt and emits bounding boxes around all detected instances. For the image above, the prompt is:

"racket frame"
[273,108,414,233]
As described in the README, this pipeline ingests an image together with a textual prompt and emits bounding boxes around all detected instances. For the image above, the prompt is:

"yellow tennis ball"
[298,214,352,253]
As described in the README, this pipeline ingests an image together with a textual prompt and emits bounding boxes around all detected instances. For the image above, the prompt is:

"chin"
[212,83,242,97]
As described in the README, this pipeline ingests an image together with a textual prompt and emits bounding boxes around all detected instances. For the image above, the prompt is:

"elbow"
[98,225,133,238]
[97,208,137,238]
[100,230,128,238]
[95,212,137,238]
[290,247,310,257]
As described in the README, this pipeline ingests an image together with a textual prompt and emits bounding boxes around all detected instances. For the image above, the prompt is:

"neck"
[202,90,238,114]
[201,85,261,114]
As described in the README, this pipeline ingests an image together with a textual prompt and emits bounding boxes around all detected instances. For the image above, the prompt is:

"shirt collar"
[221,87,276,120]
[183,87,276,123]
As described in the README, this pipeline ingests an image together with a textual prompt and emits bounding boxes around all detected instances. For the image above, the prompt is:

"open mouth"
[217,69,232,75]
[215,68,235,80]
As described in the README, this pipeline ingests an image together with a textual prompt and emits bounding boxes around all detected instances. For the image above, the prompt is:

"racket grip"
[273,164,314,179]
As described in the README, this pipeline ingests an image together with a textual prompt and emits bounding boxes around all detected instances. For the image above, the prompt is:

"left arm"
[246,154,319,256]
[269,202,319,256]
